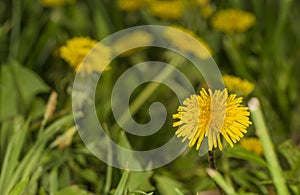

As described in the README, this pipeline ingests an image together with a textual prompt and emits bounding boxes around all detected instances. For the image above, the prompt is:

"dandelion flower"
[148,0,184,20]
[240,137,263,155]
[193,0,210,6]
[211,9,255,34]
[112,30,153,56]
[164,26,212,59]
[223,75,254,97]
[117,0,145,12]
[200,4,215,18]
[60,37,111,74]
[173,88,252,151]
[41,0,75,7]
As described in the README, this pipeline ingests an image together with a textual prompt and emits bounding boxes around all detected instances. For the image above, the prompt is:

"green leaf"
[114,170,130,195]
[127,171,154,192]
[0,64,19,120]
[0,62,49,121]
[8,177,29,195]
[153,175,185,195]
[29,98,46,120]
[278,140,300,169]
[55,185,93,195]
[225,146,268,167]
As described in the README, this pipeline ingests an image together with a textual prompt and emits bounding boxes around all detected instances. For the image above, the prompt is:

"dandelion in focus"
[173,88,251,151]
[148,0,184,20]
[40,0,75,7]
[117,0,145,12]
[240,137,263,155]
[164,26,212,59]
[60,37,111,74]
[223,75,254,97]
[211,9,255,34]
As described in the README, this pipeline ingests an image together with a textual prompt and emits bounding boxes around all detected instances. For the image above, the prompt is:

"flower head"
[40,0,75,7]
[211,9,255,34]
[240,137,263,155]
[112,30,153,56]
[164,26,212,59]
[60,37,111,74]
[148,0,184,20]
[223,75,254,97]
[173,88,251,151]
[117,0,145,12]
[200,4,215,18]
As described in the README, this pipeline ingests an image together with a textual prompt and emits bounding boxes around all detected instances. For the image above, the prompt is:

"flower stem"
[208,151,225,195]
[248,98,290,195]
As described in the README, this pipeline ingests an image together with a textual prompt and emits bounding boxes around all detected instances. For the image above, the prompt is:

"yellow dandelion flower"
[164,26,212,59]
[240,137,263,155]
[200,4,215,18]
[211,9,255,34]
[40,0,75,7]
[148,0,184,20]
[117,0,145,12]
[60,37,111,74]
[173,88,252,151]
[194,0,210,6]
[112,30,153,56]
[223,75,254,97]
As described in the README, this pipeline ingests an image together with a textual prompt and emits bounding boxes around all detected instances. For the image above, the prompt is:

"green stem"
[248,97,290,195]
[103,124,113,195]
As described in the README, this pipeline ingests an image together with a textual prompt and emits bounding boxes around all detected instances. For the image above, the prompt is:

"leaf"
[114,170,130,195]
[127,171,154,192]
[278,140,300,169]
[153,175,185,195]
[225,145,268,167]
[8,177,29,195]
[0,62,49,121]
[0,64,19,120]
[55,185,93,195]
[29,98,46,120]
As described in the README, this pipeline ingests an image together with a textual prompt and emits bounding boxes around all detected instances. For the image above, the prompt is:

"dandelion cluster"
[173,88,252,151]
[211,9,255,34]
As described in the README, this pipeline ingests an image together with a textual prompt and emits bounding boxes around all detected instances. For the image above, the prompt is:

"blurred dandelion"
[164,26,212,59]
[117,0,145,12]
[60,37,111,74]
[211,9,255,34]
[148,0,184,20]
[200,4,215,18]
[173,88,251,151]
[112,30,153,56]
[193,0,210,6]
[240,137,263,155]
[223,75,254,97]
[40,0,75,7]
